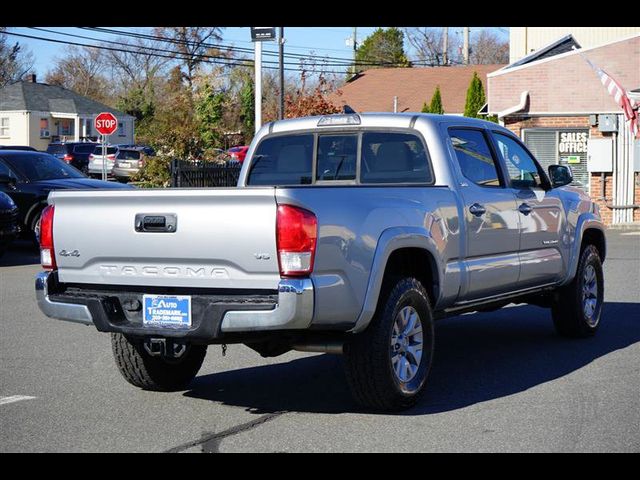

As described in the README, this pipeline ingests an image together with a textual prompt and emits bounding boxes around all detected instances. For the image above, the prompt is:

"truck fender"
[349,226,443,334]
[560,212,606,286]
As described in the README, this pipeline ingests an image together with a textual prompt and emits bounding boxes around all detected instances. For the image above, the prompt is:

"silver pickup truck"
[35,113,606,411]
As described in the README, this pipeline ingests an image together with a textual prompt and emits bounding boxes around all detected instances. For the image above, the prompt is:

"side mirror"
[0,173,17,187]
[548,165,573,188]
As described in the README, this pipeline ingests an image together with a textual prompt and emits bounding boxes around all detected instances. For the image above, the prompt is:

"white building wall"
[510,27,640,63]
[0,111,29,146]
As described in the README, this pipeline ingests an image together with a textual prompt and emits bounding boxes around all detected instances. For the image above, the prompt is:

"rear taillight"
[89,154,94,160]
[40,205,56,270]
[63,154,73,163]
[276,204,317,277]
[107,154,116,160]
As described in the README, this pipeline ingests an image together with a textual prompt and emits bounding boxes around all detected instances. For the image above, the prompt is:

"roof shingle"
[0,81,130,117]
[330,65,505,114]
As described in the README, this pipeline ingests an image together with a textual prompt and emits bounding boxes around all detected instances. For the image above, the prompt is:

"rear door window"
[361,132,432,184]
[247,134,314,185]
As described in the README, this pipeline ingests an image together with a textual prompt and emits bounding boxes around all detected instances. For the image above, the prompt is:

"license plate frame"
[142,294,192,329]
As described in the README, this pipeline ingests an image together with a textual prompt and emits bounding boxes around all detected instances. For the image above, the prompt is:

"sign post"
[250,28,276,133]
[94,112,118,181]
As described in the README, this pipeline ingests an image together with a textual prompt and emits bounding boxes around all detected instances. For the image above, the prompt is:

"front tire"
[111,333,207,391]
[343,277,434,411]
[551,244,604,338]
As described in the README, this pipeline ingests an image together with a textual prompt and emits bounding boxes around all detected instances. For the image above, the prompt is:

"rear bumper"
[35,271,314,341]
[112,166,139,178]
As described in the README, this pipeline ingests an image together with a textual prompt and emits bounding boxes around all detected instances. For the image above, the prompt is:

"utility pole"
[352,27,358,75]
[279,27,285,120]
[463,27,470,64]
[254,40,262,133]
[442,27,448,65]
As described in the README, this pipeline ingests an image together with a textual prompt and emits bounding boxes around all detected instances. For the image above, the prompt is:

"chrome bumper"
[36,271,93,325]
[35,271,314,333]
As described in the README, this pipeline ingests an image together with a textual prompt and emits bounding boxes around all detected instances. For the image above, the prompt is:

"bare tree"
[45,46,112,103]
[0,28,34,87]
[104,36,171,92]
[154,27,225,89]
[404,27,460,65]
[469,29,509,65]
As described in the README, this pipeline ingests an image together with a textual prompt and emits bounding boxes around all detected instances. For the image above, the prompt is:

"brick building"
[488,34,640,226]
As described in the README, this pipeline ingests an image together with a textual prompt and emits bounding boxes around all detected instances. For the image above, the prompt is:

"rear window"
[117,150,141,160]
[93,146,118,155]
[246,130,432,186]
[46,144,67,154]
[73,144,98,154]
[247,134,314,186]
[317,134,357,181]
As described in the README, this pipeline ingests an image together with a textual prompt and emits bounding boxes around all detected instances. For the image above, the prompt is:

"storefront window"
[523,128,589,192]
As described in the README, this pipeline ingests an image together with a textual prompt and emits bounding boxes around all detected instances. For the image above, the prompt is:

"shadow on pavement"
[184,301,640,415]
[0,240,39,267]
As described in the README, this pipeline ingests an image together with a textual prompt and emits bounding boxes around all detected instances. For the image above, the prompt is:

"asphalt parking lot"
[1,230,638,452]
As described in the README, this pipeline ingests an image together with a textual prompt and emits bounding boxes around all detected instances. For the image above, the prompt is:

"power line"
[81,26,439,68]
[10,30,352,74]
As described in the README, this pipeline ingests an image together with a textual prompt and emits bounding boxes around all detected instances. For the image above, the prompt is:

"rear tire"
[551,244,604,338]
[343,277,434,411]
[111,333,207,391]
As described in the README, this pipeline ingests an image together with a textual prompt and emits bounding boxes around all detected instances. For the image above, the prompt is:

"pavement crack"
[165,411,286,453]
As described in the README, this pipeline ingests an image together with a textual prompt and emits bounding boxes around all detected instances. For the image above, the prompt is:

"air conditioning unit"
[40,130,50,138]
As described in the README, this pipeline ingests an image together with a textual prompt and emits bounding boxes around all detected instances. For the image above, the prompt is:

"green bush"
[131,155,172,188]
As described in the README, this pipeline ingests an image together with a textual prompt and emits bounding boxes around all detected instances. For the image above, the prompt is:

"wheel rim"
[34,215,42,244]
[582,264,599,326]
[390,306,423,383]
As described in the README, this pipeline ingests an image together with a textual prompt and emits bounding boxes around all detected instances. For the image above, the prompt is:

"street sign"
[94,112,117,181]
[94,112,118,136]
[251,27,276,42]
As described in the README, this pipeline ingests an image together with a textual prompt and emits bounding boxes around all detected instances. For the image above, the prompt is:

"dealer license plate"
[143,295,192,328]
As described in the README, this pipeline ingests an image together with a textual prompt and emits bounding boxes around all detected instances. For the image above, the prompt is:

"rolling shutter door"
[523,130,556,170]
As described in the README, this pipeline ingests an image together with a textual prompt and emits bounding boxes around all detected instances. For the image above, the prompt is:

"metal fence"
[170,160,242,188]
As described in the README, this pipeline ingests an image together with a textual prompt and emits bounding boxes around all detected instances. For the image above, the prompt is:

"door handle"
[518,203,533,215]
[469,203,486,217]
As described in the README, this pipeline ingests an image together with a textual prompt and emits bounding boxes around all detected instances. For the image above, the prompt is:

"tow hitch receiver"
[143,338,188,359]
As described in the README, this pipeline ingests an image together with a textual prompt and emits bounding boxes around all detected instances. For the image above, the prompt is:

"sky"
[6,27,509,79]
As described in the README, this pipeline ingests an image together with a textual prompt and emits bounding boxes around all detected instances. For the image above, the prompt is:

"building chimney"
[28,74,36,83]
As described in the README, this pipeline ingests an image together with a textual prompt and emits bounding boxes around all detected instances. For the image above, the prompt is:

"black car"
[0,145,38,151]
[0,191,19,257]
[0,150,132,245]
[46,142,100,174]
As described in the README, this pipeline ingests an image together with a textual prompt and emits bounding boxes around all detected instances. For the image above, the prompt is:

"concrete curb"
[606,223,640,230]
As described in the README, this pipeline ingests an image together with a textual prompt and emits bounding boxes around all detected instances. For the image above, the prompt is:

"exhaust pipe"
[292,341,344,355]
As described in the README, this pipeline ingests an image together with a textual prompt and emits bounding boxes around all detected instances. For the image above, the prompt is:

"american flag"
[585,57,639,139]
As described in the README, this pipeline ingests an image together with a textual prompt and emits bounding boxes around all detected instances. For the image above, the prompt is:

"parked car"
[112,147,154,182]
[227,145,249,164]
[0,145,38,151]
[46,142,99,174]
[88,145,119,177]
[0,191,19,257]
[34,113,605,411]
[0,150,132,246]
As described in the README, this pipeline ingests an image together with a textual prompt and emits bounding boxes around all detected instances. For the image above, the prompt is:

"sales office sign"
[558,130,588,164]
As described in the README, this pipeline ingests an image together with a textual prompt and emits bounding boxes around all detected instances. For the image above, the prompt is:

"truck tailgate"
[49,188,280,290]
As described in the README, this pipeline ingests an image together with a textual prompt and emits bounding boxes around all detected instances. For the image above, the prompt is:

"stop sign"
[94,112,118,136]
